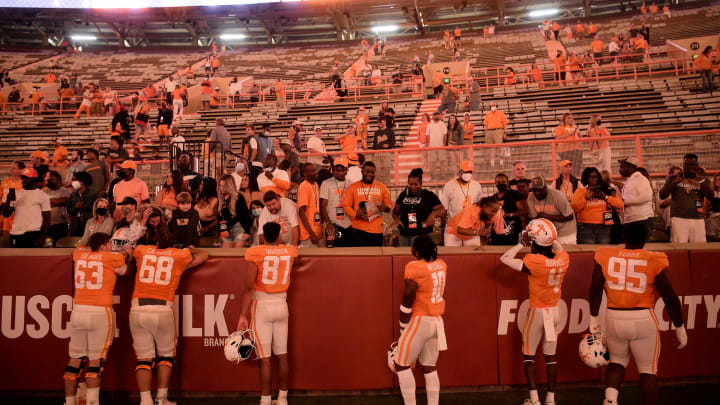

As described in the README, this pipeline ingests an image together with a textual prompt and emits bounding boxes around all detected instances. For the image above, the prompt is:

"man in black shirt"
[491,173,528,245]
[372,119,395,184]
[378,101,395,129]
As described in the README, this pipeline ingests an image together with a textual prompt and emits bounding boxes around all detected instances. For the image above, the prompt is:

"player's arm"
[588,261,605,333]
[399,279,418,332]
[115,264,128,276]
[499,243,529,273]
[655,269,687,349]
[186,249,209,270]
[236,262,257,331]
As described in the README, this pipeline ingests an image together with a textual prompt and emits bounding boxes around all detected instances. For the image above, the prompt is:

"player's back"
[595,247,667,309]
[523,250,570,308]
[72,248,126,307]
[132,245,193,302]
[405,259,447,317]
[245,244,299,294]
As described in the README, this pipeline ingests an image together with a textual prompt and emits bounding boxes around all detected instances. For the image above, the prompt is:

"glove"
[675,325,687,349]
[589,316,601,334]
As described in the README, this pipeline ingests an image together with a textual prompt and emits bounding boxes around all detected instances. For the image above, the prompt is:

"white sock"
[529,389,539,403]
[260,395,272,405]
[139,391,153,405]
[605,387,619,402]
[86,387,100,405]
[156,388,168,399]
[278,390,288,400]
[546,391,555,403]
[65,397,77,405]
[397,369,416,405]
[424,371,440,405]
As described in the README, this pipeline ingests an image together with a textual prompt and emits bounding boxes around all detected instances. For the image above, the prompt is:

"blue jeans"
[577,223,610,244]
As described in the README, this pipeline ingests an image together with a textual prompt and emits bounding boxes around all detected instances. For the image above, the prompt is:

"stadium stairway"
[397,99,441,180]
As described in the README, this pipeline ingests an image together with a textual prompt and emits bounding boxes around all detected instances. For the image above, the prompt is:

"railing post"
[467,145,473,161]
[394,149,399,187]
[633,63,637,81]
[551,141,558,180]
[635,136,643,167]
[674,59,679,77]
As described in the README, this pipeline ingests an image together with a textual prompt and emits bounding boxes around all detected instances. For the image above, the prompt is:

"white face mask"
[235,163,245,173]
[71,180,81,190]
[490,106,497,112]
[264,167,273,172]
[461,173,473,182]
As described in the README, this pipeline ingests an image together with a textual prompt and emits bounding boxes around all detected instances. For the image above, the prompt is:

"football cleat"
[526,219,558,247]
[579,332,610,368]
[154,399,176,405]
[224,329,256,363]
[386,341,399,373]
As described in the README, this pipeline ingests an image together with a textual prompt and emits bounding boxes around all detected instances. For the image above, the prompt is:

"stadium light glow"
[71,35,96,41]
[528,9,559,18]
[372,25,398,33]
[220,33,246,40]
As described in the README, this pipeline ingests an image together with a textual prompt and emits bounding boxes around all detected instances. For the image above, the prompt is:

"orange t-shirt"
[355,113,369,128]
[641,5,647,15]
[45,73,56,83]
[245,245,299,293]
[695,54,713,70]
[483,110,508,129]
[595,247,668,309]
[212,58,220,68]
[339,133,359,153]
[454,28,461,37]
[341,180,392,234]
[635,38,648,50]
[201,82,212,94]
[31,91,43,103]
[569,55,582,70]
[552,22,560,31]
[444,31,450,39]
[0,177,22,231]
[553,55,567,69]
[92,90,102,103]
[571,188,624,224]
[405,259,448,317]
[132,245,192,302]
[575,23,585,34]
[523,251,570,308]
[446,203,486,240]
[505,71,516,86]
[462,123,475,140]
[418,122,429,144]
[649,4,658,14]
[297,180,321,241]
[72,249,126,307]
[531,67,542,82]
[172,89,183,100]
[590,40,605,53]
[587,24,597,35]
[60,88,75,100]
[554,125,581,152]
[276,82,285,98]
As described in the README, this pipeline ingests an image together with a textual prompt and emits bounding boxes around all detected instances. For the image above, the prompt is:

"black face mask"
[596,120,602,126]
[496,183,508,192]
[22,182,36,190]
[46,180,59,189]
[178,162,190,171]
[96,207,107,216]
[117,170,130,180]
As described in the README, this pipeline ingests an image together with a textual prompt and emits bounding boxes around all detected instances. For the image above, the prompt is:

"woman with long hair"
[239,174,263,208]
[195,177,219,237]
[155,170,187,211]
[137,206,170,246]
[78,198,114,246]
[572,167,624,244]
[554,112,583,177]
[218,175,252,248]
[248,199,265,246]
[391,168,445,247]
[417,113,431,145]
[444,196,501,246]
[587,114,611,173]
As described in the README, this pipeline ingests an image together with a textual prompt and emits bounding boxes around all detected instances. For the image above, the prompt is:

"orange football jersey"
[132,245,193,302]
[595,247,668,309]
[245,245,299,294]
[72,248,126,307]
[523,250,570,308]
[404,259,448,317]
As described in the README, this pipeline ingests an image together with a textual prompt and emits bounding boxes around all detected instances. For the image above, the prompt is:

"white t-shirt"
[608,41,620,53]
[258,198,298,245]
[319,177,352,228]
[346,166,362,185]
[426,121,448,147]
[230,172,244,193]
[256,168,290,194]
[170,135,186,151]
[8,188,51,235]
[248,137,258,152]
[440,178,485,219]
[306,136,326,165]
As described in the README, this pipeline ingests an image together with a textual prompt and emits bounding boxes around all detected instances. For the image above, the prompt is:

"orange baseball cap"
[559,160,572,167]
[20,168,38,178]
[119,160,137,171]
[460,161,473,172]
[334,158,348,168]
[30,150,49,163]
[347,153,359,165]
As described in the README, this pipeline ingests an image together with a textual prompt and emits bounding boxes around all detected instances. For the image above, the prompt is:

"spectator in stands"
[195,177,219,239]
[50,137,68,172]
[290,120,305,151]
[483,101,509,167]
[512,161,527,187]
[133,99,150,141]
[156,102,173,141]
[342,161,391,247]
[7,86,22,112]
[346,153,364,184]
[356,107,370,145]
[218,175,251,248]
[432,69,443,98]
[200,77,212,110]
[155,170,186,212]
[590,35,605,64]
[110,106,130,142]
[257,124,274,163]
[275,78,287,108]
[462,113,475,144]
[279,140,302,186]
[330,61,341,84]
[634,32,649,60]
[437,85,458,114]
[44,171,69,245]
[240,174,263,209]
[490,173,528,245]
[169,192,200,248]
[695,46,716,93]
[90,84,103,117]
[243,125,259,163]
[112,159,150,215]
[30,150,50,183]
[136,206,170,246]
[659,153,714,243]
[29,86,44,112]
[297,163,323,248]
[107,136,129,173]
[0,161,24,234]
[335,124,360,154]
[64,149,86,187]
[258,154,290,197]
[552,50,566,85]
[171,84,184,120]
[554,113,583,176]
[587,114,611,173]
[73,86,92,119]
[504,67,516,86]
[258,190,298,245]
[77,197,113,247]
[608,37,620,64]
[618,156,654,240]
[467,78,482,111]
[657,165,681,237]
[529,64,543,87]
[587,21,597,36]
[446,114,463,148]
[649,2,659,16]
[706,198,720,242]
[444,196,499,246]
[372,118,396,181]
[211,56,221,76]
[1,167,50,248]
[103,86,116,116]
[249,84,260,105]
[209,118,232,155]
[230,160,247,192]
[574,20,585,39]
[551,21,560,40]
[572,167,624,244]
[84,148,109,192]
[424,112,448,179]
[662,3,671,18]
[67,171,97,237]
[379,102,396,129]
[516,179,530,199]
[526,176,577,245]
[554,160,580,202]
[319,158,352,247]
[164,76,176,105]
[440,161,484,222]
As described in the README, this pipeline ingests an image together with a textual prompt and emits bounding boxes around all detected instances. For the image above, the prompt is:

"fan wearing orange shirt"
[574,21,585,39]
[341,161,392,246]
[500,219,570,405]
[453,26,462,48]
[45,72,57,83]
[589,221,687,405]
[237,222,300,405]
[590,35,605,64]
[64,233,128,405]
[390,236,448,405]
[355,106,369,148]
[334,124,361,153]
[461,112,475,142]
[552,50,566,84]
[444,196,500,246]
[297,163,323,247]
[275,78,286,108]
[130,238,207,405]
[171,84,184,120]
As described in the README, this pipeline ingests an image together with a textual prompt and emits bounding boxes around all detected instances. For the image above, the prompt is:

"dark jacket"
[372,128,396,149]
[169,208,201,247]
[67,187,99,236]
[111,110,130,134]
[156,107,173,127]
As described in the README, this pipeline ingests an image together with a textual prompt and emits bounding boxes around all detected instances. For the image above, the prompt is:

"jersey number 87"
[262,255,291,285]
[138,255,175,286]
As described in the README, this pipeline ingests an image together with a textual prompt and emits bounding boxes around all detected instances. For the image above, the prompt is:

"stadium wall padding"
[1,246,719,392]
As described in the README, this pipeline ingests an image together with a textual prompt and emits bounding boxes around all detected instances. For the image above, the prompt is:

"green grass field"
[3,380,718,404]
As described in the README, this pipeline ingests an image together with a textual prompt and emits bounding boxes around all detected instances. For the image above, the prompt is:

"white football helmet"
[224,330,256,363]
[579,332,609,368]
[386,341,399,373]
[526,219,557,247]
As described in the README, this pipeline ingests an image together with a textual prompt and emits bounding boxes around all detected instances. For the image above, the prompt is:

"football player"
[500,219,569,405]
[64,233,128,405]
[392,235,448,405]
[237,222,300,405]
[130,233,208,405]
[589,221,687,405]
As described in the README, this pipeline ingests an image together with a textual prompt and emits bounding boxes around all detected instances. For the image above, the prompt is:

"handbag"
[135,112,149,127]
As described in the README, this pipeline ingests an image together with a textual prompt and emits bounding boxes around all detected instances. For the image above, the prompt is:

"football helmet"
[578,332,609,368]
[224,329,256,363]
[526,219,557,247]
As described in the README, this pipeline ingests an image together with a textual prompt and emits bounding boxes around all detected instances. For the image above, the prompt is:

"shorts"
[251,291,289,359]
[68,305,115,360]
[129,301,176,359]
[201,94,211,102]
[485,128,504,144]
[521,306,561,356]
[443,231,480,247]
[299,238,324,248]
[222,222,247,243]
[606,308,661,374]
[395,315,447,367]
[157,124,170,136]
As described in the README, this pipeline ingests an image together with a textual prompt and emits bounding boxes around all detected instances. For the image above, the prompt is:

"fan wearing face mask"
[439,161,484,228]
[111,160,150,222]
[68,171,99,237]
[77,198,114,247]
[490,173,528,245]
